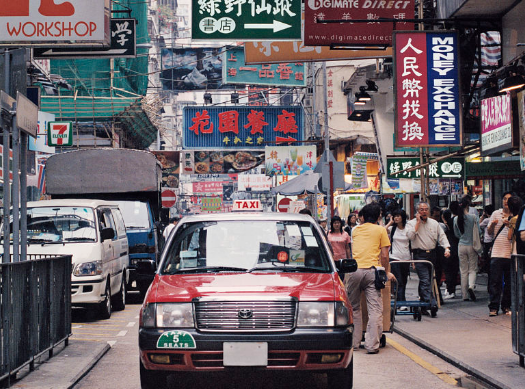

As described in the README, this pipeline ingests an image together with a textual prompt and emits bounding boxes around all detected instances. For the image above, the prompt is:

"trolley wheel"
[380,334,386,348]
[413,308,422,321]
[431,306,438,318]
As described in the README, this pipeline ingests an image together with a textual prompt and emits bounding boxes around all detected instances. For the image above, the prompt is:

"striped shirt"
[489,209,512,259]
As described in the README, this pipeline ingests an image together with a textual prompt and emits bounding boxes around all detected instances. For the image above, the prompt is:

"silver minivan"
[2,199,129,319]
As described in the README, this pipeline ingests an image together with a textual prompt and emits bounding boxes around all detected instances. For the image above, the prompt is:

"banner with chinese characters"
[201,197,223,212]
[265,146,316,176]
[183,106,304,149]
[386,157,464,179]
[481,94,512,157]
[193,181,228,194]
[223,47,305,87]
[304,0,413,47]
[394,31,462,147]
[238,174,272,191]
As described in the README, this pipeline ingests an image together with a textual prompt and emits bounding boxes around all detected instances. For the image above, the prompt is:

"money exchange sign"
[394,31,462,147]
[192,0,301,41]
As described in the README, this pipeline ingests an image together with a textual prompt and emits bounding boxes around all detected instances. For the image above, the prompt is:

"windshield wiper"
[28,238,63,244]
[174,266,247,274]
[248,266,326,273]
[125,226,147,230]
[64,237,96,241]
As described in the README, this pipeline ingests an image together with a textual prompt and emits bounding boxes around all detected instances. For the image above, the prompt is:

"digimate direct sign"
[0,0,110,44]
[480,94,512,157]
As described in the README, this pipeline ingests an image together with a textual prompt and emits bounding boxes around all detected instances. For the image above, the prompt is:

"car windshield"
[161,220,331,274]
[2,206,97,244]
[116,201,150,229]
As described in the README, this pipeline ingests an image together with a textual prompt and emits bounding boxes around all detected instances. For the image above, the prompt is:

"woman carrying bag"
[453,196,482,302]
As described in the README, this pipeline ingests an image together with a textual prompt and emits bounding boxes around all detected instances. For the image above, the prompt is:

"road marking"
[107,341,117,347]
[127,322,136,327]
[117,331,127,337]
[386,338,458,386]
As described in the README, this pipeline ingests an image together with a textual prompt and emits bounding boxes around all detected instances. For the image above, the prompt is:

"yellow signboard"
[244,41,392,64]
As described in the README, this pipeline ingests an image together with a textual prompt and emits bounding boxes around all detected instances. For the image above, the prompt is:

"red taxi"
[139,206,357,388]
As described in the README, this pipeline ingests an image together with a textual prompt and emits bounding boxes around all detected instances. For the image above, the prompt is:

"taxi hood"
[150,273,344,303]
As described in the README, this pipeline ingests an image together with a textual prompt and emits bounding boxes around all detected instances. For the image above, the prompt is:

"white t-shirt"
[163,223,176,240]
[387,226,411,261]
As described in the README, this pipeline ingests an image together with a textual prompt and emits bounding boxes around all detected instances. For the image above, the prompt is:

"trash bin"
[511,254,525,368]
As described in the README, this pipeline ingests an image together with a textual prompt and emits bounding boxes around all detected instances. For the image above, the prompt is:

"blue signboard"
[223,47,305,87]
[183,106,304,149]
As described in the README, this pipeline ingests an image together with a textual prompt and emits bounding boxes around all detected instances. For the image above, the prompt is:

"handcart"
[390,259,438,321]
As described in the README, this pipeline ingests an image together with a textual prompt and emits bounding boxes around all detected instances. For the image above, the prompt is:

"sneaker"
[503,308,511,316]
[366,349,379,354]
[398,306,409,312]
[489,310,498,317]
[443,293,455,300]
[468,288,476,302]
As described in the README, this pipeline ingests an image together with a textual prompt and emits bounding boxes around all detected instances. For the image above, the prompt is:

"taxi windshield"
[161,220,331,274]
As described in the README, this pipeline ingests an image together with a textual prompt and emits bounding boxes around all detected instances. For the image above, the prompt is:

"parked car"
[1,199,129,319]
[139,204,357,388]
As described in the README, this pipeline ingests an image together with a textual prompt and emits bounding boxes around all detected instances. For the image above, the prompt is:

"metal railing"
[511,254,525,368]
[0,255,72,386]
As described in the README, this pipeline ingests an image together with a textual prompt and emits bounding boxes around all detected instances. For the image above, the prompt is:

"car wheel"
[140,358,168,389]
[327,358,353,389]
[99,279,112,320]
[112,272,126,311]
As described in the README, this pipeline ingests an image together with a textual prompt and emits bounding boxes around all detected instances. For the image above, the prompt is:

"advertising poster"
[265,145,317,176]
[439,180,451,196]
[201,197,222,212]
[394,31,462,147]
[152,151,180,188]
[351,154,368,189]
[161,47,224,90]
[223,47,305,87]
[451,179,463,195]
[187,150,265,174]
[429,179,439,195]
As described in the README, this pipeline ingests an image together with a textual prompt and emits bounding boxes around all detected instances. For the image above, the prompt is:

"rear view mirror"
[101,227,115,241]
[338,258,358,273]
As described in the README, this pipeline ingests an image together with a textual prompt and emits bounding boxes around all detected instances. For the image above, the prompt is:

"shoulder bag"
[472,216,483,255]
[372,266,387,290]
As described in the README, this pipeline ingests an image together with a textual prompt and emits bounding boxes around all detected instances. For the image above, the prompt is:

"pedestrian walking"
[406,202,450,316]
[442,209,459,299]
[453,196,482,302]
[345,203,393,354]
[385,209,410,306]
[327,216,351,261]
[487,192,514,316]
[162,217,179,240]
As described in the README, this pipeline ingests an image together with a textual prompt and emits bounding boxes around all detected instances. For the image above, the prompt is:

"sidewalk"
[393,273,525,389]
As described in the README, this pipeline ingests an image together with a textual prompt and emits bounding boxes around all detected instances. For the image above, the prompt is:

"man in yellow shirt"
[346,203,392,354]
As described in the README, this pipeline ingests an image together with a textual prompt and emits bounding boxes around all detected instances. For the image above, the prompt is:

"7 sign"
[192,0,301,41]
[47,122,72,147]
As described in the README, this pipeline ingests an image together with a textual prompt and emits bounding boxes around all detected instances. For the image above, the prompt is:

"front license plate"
[223,342,268,366]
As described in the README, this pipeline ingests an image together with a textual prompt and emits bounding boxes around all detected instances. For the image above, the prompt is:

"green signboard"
[192,0,301,41]
[387,157,464,179]
[47,122,73,147]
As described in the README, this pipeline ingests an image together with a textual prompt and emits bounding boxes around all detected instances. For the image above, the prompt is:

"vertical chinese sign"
[394,31,462,147]
[183,106,303,149]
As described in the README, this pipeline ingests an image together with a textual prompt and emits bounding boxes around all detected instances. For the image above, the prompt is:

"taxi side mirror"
[337,258,358,273]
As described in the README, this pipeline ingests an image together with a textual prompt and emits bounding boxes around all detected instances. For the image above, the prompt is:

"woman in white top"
[386,209,411,304]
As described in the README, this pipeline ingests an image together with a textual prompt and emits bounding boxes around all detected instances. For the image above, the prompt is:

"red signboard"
[304,0,414,47]
[277,197,292,212]
[161,189,177,208]
[192,181,227,194]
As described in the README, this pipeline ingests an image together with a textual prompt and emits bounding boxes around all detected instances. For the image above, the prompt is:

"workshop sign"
[394,31,462,147]
[183,106,304,149]
[304,0,414,47]
[0,0,110,44]
[387,157,464,179]
[223,47,305,87]
[192,0,301,41]
[480,94,512,157]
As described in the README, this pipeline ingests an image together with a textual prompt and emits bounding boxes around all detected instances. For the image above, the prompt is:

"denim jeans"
[412,250,437,309]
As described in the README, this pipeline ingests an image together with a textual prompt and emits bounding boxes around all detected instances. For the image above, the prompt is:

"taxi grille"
[194,300,296,332]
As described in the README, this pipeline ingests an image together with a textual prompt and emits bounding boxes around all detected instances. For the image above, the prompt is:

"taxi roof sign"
[232,200,262,212]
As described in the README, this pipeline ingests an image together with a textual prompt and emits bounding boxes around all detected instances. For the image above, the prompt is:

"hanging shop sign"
[161,47,224,91]
[193,181,228,194]
[33,18,136,59]
[466,160,521,179]
[304,0,414,47]
[351,154,368,190]
[386,157,464,179]
[481,94,512,157]
[223,47,305,87]
[394,31,462,147]
[0,0,110,44]
[191,0,301,41]
[183,106,304,149]
[237,174,272,191]
[265,146,317,176]
[152,151,180,188]
[47,121,72,147]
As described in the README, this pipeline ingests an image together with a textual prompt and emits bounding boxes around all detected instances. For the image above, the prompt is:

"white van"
[2,199,129,319]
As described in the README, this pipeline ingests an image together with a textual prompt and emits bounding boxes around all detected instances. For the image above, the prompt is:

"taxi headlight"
[297,302,350,327]
[140,303,194,328]
[73,261,103,276]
